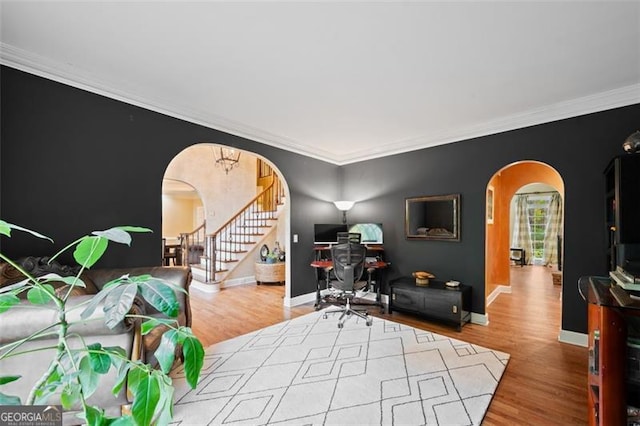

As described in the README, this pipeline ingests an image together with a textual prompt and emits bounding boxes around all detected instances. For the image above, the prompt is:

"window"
[527,196,552,262]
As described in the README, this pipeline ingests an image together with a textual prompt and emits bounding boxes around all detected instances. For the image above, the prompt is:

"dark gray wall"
[341,106,640,333]
[2,65,639,334]
[0,66,339,298]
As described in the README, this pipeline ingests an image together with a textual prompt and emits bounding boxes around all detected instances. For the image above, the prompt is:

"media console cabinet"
[389,277,471,330]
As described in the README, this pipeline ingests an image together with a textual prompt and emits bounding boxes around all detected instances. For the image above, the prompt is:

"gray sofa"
[0,257,192,424]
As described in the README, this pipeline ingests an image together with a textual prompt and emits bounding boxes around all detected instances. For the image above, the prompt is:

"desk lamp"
[334,201,355,224]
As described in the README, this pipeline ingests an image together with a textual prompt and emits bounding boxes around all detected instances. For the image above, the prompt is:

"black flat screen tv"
[314,224,348,245]
[349,223,383,244]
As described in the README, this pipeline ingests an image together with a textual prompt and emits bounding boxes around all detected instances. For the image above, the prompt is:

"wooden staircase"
[180,173,285,284]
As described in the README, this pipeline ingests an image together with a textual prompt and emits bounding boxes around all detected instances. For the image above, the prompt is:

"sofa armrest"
[0,294,144,345]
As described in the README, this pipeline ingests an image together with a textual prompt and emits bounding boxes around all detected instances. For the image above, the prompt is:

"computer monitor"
[348,223,383,245]
[313,224,349,245]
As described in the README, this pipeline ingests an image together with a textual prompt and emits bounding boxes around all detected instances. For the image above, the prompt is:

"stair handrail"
[203,174,284,282]
[179,222,206,267]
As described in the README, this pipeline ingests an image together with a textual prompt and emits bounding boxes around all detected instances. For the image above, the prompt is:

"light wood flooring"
[190,266,587,425]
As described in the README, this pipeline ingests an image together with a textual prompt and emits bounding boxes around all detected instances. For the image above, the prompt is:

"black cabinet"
[389,277,471,330]
[605,154,640,270]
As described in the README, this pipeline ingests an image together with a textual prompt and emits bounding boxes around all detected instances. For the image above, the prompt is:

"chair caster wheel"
[323,314,327,319]
[338,323,344,328]
[366,319,373,326]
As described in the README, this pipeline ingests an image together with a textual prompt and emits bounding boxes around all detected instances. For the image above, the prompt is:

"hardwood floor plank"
[189,266,587,424]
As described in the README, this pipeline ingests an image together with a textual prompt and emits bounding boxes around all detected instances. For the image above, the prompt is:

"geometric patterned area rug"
[170,309,510,425]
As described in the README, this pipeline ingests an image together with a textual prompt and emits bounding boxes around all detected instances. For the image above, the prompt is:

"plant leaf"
[41,273,86,288]
[103,345,127,361]
[140,318,175,336]
[74,236,109,268]
[87,343,111,374]
[117,226,152,234]
[60,383,81,410]
[81,405,106,426]
[0,279,31,294]
[138,279,179,318]
[126,363,148,395]
[78,356,100,399]
[92,228,132,246]
[106,415,136,426]
[103,284,137,329]
[91,226,152,248]
[155,329,178,374]
[0,220,53,242]
[0,220,10,237]
[27,284,55,305]
[33,366,63,405]
[0,391,22,405]
[80,287,114,320]
[111,359,131,397]
[182,334,204,389]
[0,376,21,385]
[154,373,174,426]
[0,294,21,313]
[131,373,161,426]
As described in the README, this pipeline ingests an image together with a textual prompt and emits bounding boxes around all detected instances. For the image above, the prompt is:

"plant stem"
[25,296,66,405]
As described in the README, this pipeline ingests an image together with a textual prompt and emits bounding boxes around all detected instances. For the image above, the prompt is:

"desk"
[310,259,387,312]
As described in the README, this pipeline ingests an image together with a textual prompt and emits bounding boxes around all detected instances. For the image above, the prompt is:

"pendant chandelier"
[213,146,241,174]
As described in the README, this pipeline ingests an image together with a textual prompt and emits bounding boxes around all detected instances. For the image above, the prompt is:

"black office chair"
[337,232,361,244]
[322,242,373,328]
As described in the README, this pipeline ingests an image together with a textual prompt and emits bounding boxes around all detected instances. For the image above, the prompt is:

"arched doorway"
[162,143,291,302]
[485,161,565,332]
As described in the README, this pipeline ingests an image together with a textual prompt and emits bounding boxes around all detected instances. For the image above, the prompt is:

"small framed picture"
[487,186,494,224]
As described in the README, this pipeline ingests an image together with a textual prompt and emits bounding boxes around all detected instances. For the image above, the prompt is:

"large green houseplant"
[0,220,204,425]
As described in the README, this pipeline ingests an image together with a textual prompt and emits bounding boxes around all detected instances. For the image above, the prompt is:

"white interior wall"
[164,144,258,234]
[162,196,203,244]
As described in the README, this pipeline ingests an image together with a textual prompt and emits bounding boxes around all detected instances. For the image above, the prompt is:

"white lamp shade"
[333,200,355,211]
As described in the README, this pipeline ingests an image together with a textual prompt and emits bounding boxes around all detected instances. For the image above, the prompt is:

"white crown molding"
[2,42,639,166]
[340,83,640,165]
[0,43,336,163]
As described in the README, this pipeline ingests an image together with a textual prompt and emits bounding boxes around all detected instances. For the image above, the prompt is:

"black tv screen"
[349,223,383,244]
[314,224,348,244]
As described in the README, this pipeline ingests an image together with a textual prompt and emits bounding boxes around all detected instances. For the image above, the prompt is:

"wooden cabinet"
[581,276,640,425]
[389,277,471,330]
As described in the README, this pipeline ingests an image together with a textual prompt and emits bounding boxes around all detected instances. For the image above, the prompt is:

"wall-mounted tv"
[313,223,349,245]
[348,223,383,244]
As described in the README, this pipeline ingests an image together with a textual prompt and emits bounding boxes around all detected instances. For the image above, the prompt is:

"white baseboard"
[559,329,588,347]
[222,276,256,288]
[190,280,220,293]
[285,291,317,307]
[487,284,512,306]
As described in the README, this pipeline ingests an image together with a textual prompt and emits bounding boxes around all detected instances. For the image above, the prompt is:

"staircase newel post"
[179,232,189,266]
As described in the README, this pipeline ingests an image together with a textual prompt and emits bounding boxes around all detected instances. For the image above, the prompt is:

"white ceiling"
[1,1,639,165]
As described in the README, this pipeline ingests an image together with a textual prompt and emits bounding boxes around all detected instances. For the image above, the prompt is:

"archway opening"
[485,161,565,331]
[162,143,291,302]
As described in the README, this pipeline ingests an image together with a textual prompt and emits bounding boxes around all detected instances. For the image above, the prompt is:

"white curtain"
[512,194,533,264]
[543,193,563,266]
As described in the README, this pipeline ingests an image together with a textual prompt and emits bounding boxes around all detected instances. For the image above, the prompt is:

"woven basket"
[255,262,285,284]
